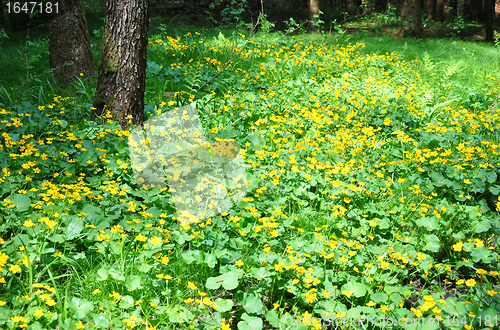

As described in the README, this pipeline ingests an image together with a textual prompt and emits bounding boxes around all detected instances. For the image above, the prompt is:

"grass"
[0,22,500,330]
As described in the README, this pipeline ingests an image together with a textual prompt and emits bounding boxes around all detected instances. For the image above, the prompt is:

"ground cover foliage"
[1,27,500,330]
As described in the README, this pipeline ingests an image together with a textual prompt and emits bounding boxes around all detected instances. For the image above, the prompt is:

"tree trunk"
[468,0,484,21]
[92,0,149,128]
[47,0,94,84]
[309,0,320,33]
[435,0,444,20]
[425,0,436,19]
[485,0,494,41]
[449,0,458,16]
[374,0,386,11]
[0,0,4,26]
[347,0,362,14]
[399,0,422,37]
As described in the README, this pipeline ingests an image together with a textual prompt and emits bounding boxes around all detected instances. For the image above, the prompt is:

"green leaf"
[237,313,263,330]
[486,171,497,184]
[92,313,110,328]
[125,275,142,291]
[266,310,279,328]
[65,217,84,240]
[97,268,108,281]
[66,297,93,319]
[214,298,233,312]
[422,234,441,252]
[120,295,134,309]
[9,194,31,212]
[242,293,263,315]
[370,292,388,303]
[206,271,240,290]
[250,267,273,279]
[204,253,217,268]
[341,282,368,298]
[471,246,494,263]
[108,266,125,281]
[472,219,491,233]
[416,217,440,231]
[137,263,153,273]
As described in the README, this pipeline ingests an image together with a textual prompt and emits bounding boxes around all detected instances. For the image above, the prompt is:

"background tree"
[308,0,320,33]
[467,0,484,22]
[347,0,362,15]
[399,0,422,37]
[485,0,495,41]
[48,0,94,84]
[435,0,444,21]
[425,0,436,19]
[92,0,149,127]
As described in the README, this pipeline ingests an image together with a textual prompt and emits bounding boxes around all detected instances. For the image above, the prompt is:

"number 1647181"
[7,2,59,14]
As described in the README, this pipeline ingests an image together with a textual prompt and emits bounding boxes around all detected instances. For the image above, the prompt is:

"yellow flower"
[161,255,169,264]
[136,234,147,242]
[235,260,244,267]
[149,236,162,245]
[23,220,36,228]
[487,290,497,296]
[339,256,348,263]
[187,281,197,290]
[221,320,231,330]
[75,321,85,329]
[184,298,194,304]
[9,264,21,274]
[465,279,476,287]
[92,289,101,295]
[342,290,353,298]
[34,309,44,318]
[452,241,463,252]
[366,301,376,307]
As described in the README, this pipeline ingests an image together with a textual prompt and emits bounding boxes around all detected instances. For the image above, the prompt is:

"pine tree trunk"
[48,0,94,84]
[399,0,423,37]
[435,0,444,20]
[309,0,320,33]
[469,0,484,21]
[485,0,494,41]
[92,0,149,127]
[347,0,362,15]
[425,0,436,19]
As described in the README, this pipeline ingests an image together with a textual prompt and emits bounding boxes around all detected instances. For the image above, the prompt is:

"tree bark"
[485,0,494,41]
[309,0,320,33]
[92,0,149,128]
[374,0,386,12]
[48,0,94,84]
[435,0,444,21]
[0,0,4,25]
[468,0,484,21]
[347,0,362,15]
[425,0,436,19]
[449,0,458,16]
[399,0,423,37]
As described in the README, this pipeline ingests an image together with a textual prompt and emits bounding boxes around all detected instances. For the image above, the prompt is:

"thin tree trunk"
[92,0,149,127]
[468,0,484,21]
[435,0,444,20]
[425,0,436,19]
[399,0,423,37]
[347,0,362,15]
[449,0,458,16]
[485,0,494,41]
[309,0,321,33]
[48,0,94,84]
[0,0,4,25]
